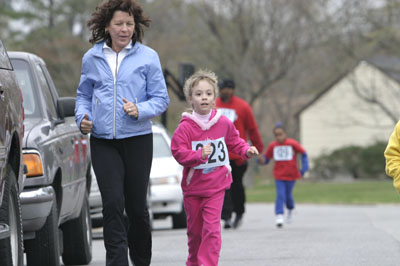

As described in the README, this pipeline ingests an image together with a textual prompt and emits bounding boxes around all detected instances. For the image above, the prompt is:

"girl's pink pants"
[184,190,225,266]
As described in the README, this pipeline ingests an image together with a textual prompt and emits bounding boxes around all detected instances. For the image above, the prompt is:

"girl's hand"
[246,146,259,158]
[202,143,212,160]
[257,154,266,164]
[80,114,93,134]
[123,98,138,118]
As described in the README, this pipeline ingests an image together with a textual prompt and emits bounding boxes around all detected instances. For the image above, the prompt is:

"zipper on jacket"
[113,52,118,138]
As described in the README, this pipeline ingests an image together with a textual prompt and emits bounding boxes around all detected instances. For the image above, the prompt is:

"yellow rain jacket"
[384,121,400,192]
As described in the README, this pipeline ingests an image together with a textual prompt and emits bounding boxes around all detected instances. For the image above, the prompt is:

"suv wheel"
[25,199,61,266]
[0,164,23,266]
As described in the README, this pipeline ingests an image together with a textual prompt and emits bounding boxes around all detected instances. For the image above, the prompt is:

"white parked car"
[89,123,186,229]
[150,123,186,229]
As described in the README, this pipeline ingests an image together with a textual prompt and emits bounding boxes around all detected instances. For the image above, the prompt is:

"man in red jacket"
[216,79,264,229]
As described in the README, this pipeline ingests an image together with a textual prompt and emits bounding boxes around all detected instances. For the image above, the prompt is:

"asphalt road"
[70,203,400,266]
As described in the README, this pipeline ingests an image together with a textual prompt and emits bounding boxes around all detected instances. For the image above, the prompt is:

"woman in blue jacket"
[75,1,169,265]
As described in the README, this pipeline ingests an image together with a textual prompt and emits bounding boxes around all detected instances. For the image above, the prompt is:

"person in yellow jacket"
[384,121,400,192]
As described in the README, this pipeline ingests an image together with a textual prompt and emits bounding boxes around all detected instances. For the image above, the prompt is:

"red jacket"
[216,95,264,165]
[265,138,306,181]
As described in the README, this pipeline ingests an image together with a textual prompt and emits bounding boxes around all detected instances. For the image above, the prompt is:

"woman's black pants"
[90,134,152,266]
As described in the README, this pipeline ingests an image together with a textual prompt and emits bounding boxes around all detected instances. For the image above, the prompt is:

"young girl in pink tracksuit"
[171,70,259,266]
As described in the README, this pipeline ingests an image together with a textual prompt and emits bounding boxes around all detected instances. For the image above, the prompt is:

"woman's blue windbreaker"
[75,41,169,139]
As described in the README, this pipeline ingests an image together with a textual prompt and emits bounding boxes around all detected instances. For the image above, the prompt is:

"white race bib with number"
[218,108,237,123]
[192,137,229,169]
[273,146,293,161]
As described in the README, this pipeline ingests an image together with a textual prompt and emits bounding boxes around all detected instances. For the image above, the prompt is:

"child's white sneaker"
[275,214,284,228]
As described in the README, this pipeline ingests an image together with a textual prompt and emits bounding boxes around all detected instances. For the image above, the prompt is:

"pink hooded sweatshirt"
[171,109,251,197]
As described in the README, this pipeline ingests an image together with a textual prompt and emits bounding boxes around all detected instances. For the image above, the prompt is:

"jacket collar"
[103,40,132,51]
[182,109,222,131]
[92,40,140,58]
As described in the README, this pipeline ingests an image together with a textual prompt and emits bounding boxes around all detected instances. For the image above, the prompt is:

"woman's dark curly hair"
[87,0,151,46]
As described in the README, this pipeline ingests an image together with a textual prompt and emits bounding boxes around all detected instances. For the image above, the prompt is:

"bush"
[311,142,388,180]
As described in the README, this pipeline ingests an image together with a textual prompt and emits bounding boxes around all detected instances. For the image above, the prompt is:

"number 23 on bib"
[192,137,229,169]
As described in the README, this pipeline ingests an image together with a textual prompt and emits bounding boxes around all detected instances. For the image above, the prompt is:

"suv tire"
[0,164,23,266]
[25,200,61,266]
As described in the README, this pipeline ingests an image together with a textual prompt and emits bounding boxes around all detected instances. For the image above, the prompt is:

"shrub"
[358,142,388,178]
[311,142,388,180]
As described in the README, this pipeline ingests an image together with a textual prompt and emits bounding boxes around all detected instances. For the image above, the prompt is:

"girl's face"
[189,80,216,115]
[106,11,135,52]
[274,127,287,144]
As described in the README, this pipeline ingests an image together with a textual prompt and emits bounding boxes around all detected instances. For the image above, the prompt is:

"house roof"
[365,54,400,84]
[295,53,400,117]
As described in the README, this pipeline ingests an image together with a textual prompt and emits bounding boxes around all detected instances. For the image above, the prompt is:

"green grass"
[247,180,400,204]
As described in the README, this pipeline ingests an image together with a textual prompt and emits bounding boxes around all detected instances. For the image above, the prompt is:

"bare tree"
[191,0,321,106]
[349,60,400,126]
[321,0,400,127]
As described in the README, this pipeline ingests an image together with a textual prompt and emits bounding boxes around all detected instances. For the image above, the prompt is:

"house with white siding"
[296,54,400,162]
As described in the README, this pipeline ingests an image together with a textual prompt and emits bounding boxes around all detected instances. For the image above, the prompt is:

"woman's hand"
[80,114,93,134]
[246,146,259,158]
[123,98,138,118]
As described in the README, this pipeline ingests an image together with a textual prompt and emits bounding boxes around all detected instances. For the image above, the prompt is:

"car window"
[0,41,12,70]
[35,63,57,119]
[153,133,172,158]
[11,59,40,118]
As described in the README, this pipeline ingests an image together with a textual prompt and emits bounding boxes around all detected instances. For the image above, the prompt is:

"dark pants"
[221,161,248,220]
[90,134,153,266]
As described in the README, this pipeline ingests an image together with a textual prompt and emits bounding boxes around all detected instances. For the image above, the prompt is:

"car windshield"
[10,59,40,118]
[153,132,171,158]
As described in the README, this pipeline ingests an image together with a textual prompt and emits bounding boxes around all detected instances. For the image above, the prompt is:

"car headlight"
[151,175,180,185]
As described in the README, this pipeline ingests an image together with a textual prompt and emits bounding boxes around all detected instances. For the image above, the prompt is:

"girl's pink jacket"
[171,109,251,197]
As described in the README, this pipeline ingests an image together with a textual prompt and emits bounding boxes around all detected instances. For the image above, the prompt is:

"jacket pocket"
[93,97,100,123]
[92,96,112,136]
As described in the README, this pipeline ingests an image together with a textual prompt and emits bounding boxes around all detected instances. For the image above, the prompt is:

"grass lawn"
[247,179,400,204]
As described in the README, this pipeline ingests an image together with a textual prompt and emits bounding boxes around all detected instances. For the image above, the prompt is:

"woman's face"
[106,11,135,52]
[189,80,216,115]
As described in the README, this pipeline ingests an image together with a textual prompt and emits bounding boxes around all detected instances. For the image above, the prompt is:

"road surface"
[73,203,400,266]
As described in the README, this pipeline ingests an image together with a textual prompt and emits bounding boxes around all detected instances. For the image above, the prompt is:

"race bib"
[218,108,237,122]
[192,137,229,169]
[273,146,293,161]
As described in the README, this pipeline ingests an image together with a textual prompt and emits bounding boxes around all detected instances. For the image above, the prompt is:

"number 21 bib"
[273,146,293,161]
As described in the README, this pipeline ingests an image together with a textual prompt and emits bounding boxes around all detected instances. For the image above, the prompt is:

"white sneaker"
[287,210,293,224]
[275,214,284,228]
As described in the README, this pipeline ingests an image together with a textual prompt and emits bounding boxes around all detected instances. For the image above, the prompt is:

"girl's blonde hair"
[183,69,219,102]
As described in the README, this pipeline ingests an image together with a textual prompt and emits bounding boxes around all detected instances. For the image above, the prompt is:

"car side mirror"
[57,97,75,119]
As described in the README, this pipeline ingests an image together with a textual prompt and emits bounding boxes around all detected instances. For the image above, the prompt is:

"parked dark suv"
[0,40,25,266]
[9,51,92,266]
